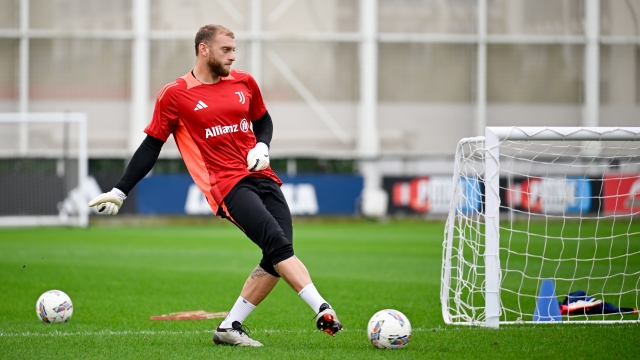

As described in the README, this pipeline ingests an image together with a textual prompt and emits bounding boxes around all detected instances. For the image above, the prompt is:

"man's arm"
[247,111,273,172]
[251,110,273,147]
[114,135,164,194]
[88,135,164,214]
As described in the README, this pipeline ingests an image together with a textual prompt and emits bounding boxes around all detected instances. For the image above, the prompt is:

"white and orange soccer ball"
[36,290,73,323]
[367,309,412,349]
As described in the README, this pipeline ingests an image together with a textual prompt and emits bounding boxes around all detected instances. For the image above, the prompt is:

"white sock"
[298,283,328,313]
[220,296,256,328]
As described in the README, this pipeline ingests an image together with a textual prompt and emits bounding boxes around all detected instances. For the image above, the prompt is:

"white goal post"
[442,127,640,328]
[0,113,88,227]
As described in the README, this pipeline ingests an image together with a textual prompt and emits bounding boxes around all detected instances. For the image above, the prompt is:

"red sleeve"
[144,81,181,141]
[246,75,267,121]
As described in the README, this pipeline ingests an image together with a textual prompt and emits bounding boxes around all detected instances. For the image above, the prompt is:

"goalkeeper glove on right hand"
[88,188,127,215]
[246,142,270,172]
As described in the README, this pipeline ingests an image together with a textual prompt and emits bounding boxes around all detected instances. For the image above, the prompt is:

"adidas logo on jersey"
[194,100,208,111]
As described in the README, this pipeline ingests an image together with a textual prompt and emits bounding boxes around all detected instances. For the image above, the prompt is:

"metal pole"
[358,0,379,158]
[129,0,150,153]
[358,0,385,217]
[19,0,29,154]
[583,0,600,127]
[484,127,501,328]
[78,114,89,227]
[475,0,487,137]
[250,0,262,84]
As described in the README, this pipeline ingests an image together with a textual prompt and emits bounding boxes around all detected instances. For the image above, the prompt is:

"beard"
[207,55,230,77]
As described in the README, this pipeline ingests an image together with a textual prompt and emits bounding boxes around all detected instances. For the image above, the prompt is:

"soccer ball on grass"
[36,290,73,323]
[367,309,412,349]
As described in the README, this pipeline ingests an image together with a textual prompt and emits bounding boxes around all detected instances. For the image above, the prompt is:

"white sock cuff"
[239,296,257,309]
[298,283,315,297]
[298,283,327,313]
[221,296,256,328]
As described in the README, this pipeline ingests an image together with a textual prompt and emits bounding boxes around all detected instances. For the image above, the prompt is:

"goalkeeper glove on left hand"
[247,142,270,171]
[88,188,127,215]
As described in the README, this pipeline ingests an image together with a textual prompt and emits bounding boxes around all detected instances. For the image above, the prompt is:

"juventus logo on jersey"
[235,91,246,104]
[194,100,208,111]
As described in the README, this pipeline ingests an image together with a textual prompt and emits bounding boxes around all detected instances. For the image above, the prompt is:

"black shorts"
[218,176,294,277]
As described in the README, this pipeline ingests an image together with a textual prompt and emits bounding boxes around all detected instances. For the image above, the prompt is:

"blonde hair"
[194,24,234,55]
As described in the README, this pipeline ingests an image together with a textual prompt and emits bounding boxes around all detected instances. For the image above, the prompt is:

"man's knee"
[259,248,294,278]
[270,243,294,265]
[260,226,294,267]
[259,259,280,277]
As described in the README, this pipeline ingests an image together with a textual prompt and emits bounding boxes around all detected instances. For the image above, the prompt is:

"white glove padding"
[88,188,127,215]
[247,142,270,171]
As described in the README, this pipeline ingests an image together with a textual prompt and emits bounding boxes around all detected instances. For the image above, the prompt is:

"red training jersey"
[144,69,282,215]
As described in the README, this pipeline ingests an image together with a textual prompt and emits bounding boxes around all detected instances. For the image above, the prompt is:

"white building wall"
[0,0,638,163]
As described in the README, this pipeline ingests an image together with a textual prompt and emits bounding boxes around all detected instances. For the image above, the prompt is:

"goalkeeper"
[88,24,342,347]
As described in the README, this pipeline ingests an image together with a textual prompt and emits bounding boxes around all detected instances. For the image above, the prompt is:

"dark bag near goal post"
[560,291,637,316]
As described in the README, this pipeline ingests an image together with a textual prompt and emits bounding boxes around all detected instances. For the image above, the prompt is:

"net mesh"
[443,134,640,325]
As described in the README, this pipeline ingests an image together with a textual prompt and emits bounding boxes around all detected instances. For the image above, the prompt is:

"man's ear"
[198,43,208,56]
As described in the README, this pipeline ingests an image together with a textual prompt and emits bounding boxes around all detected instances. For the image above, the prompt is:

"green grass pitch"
[1,219,639,359]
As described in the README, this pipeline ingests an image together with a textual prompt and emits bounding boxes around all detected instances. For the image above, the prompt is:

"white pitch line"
[0,330,208,337]
[0,328,432,338]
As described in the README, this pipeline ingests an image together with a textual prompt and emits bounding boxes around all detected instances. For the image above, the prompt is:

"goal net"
[0,113,88,227]
[442,127,640,327]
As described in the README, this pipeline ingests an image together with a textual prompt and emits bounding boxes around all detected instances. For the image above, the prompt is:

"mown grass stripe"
[0,328,434,337]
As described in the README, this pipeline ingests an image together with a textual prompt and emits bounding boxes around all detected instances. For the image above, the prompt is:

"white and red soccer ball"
[36,290,73,323]
[367,309,412,349]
